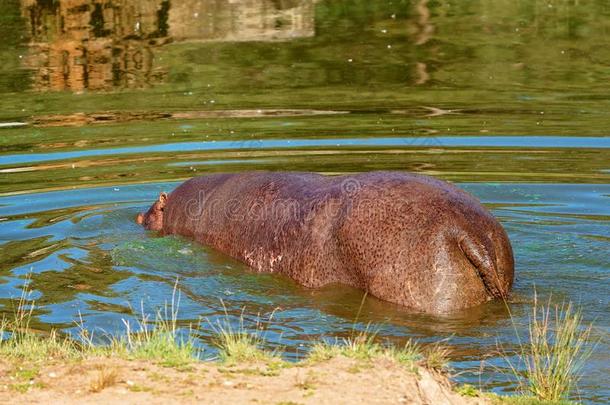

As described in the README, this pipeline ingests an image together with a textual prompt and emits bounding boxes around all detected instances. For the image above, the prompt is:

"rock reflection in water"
[20,0,316,92]
[169,0,315,42]
[21,0,168,91]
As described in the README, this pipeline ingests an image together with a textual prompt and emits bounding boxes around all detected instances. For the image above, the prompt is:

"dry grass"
[89,367,119,393]
[294,370,318,391]
[423,341,452,371]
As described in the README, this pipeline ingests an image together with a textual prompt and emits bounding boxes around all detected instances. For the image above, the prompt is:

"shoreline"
[0,355,489,405]
[0,287,587,404]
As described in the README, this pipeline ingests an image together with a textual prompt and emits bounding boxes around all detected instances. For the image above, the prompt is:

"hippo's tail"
[459,236,510,299]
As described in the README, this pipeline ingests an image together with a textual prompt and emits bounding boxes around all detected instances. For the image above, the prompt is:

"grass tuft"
[307,341,342,362]
[2,278,198,368]
[423,341,451,371]
[502,294,594,402]
[210,324,280,365]
[307,329,379,363]
[89,366,119,393]
[456,383,480,397]
[208,306,282,365]
[0,281,81,361]
[0,323,81,361]
[488,393,577,405]
[335,329,383,360]
[307,295,422,370]
[83,284,198,368]
[308,328,423,372]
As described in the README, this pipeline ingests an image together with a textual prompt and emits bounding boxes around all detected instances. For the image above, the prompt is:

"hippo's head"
[136,192,167,232]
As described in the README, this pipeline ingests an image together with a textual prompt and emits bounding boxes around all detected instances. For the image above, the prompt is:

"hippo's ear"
[158,192,168,208]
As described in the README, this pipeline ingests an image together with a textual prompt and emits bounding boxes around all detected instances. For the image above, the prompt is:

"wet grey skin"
[137,171,514,314]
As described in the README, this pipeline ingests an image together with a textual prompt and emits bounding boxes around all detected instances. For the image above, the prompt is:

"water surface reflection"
[21,0,316,91]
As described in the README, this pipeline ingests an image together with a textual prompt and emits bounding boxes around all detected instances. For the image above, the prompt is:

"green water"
[0,0,608,402]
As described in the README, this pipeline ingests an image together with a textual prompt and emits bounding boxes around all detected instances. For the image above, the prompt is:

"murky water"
[0,0,608,402]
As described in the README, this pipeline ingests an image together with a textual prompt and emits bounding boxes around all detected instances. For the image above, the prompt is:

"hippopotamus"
[136,171,514,314]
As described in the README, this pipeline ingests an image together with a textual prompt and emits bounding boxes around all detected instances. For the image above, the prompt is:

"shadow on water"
[0,0,608,403]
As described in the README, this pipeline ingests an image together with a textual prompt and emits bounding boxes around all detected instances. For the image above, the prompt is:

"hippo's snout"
[137,192,167,231]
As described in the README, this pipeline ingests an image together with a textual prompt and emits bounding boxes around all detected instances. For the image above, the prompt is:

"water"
[0,0,609,402]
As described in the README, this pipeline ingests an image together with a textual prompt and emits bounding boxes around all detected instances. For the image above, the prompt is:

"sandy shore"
[0,356,488,405]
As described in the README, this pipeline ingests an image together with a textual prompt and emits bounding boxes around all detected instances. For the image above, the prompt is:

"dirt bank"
[0,356,487,405]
